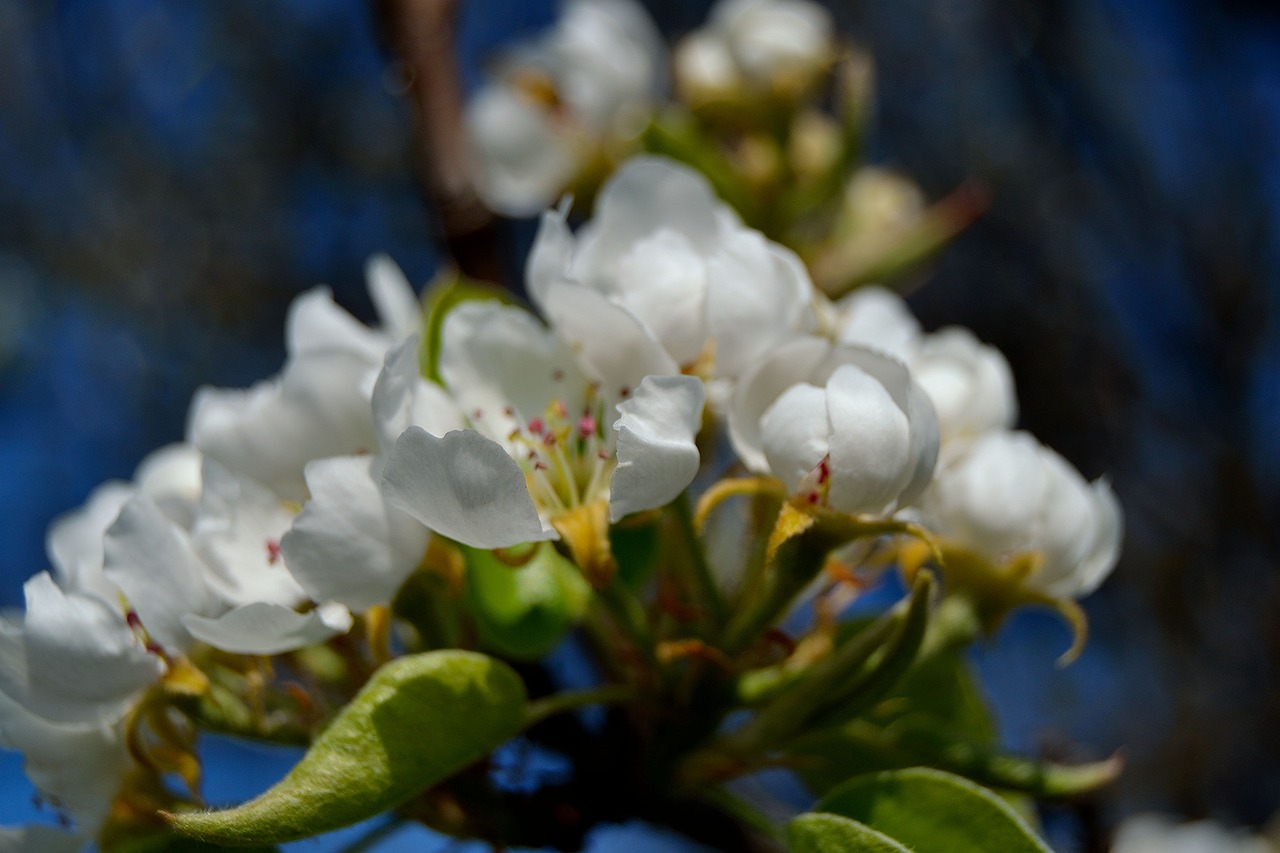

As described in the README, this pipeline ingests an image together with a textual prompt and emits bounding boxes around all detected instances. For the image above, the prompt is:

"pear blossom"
[188,256,420,501]
[680,0,834,96]
[920,431,1122,599]
[528,156,816,400]
[279,338,457,612]
[820,285,922,362]
[909,326,1017,442]
[467,0,665,216]
[729,337,938,515]
[382,301,704,551]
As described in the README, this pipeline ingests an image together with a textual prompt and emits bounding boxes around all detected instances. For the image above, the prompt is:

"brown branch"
[375,0,504,284]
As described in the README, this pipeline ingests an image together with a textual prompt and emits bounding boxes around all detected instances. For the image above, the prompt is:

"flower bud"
[730,338,939,515]
[921,431,1121,599]
[909,326,1017,443]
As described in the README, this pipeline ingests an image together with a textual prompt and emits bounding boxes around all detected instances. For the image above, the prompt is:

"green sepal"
[787,813,911,853]
[814,767,1052,853]
[464,542,592,660]
[165,651,526,846]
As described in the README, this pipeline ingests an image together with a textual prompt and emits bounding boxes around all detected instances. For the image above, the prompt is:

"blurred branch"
[375,0,503,284]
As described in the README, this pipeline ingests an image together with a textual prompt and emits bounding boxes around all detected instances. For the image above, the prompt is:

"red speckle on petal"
[552,369,565,381]
[266,539,283,565]
[619,386,631,399]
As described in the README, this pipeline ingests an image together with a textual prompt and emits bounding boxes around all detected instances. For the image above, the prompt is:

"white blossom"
[528,156,816,400]
[188,257,419,501]
[680,0,834,95]
[730,337,938,515]
[467,0,664,216]
[382,302,704,549]
[909,326,1017,442]
[821,285,922,362]
[920,431,1122,599]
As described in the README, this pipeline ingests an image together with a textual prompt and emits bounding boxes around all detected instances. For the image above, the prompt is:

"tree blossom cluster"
[1,0,1128,850]
[1,152,1119,849]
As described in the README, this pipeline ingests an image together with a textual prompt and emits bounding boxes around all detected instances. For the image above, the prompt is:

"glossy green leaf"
[815,767,1052,853]
[787,813,911,853]
[465,542,592,660]
[166,651,526,846]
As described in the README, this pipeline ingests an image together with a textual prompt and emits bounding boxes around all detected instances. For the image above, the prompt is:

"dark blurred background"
[1,0,1277,850]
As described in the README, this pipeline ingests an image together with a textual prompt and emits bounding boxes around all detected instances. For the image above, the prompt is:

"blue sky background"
[1,0,1278,849]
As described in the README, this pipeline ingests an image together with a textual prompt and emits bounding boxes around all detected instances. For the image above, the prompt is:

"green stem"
[596,578,658,669]
[671,493,727,632]
[523,684,638,728]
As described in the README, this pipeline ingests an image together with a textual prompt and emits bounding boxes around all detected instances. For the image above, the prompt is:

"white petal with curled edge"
[609,375,705,521]
[45,481,132,599]
[282,455,429,612]
[103,496,218,654]
[573,157,725,286]
[134,442,204,529]
[188,347,380,501]
[728,336,831,473]
[541,281,679,405]
[16,574,161,725]
[365,254,421,342]
[759,382,830,494]
[824,364,913,514]
[371,337,464,464]
[182,601,352,656]
[526,197,576,311]
[286,286,386,362]
[383,427,556,549]
[1073,478,1123,597]
[0,692,129,838]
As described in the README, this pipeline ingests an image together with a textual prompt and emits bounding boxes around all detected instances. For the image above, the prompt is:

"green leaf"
[787,813,911,853]
[166,651,526,847]
[815,767,1052,853]
[465,542,593,660]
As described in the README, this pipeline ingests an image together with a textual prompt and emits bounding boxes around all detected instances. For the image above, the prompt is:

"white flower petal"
[190,462,302,608]
[573,157,724,285]
[910,326,1017,441]
[824,364,913,514]
[286,286,386,363]
[759,382,830,494]
[282,455,429,612]
[467,85,579,217]
[707,234,816,379]
[188,347,380,501]
[365,254,421,342]
[103,497,218,654]
[371,337,464,464]
[610,229,709,365]
[728,336,831,472]
[0,693,129,838]
[45,481,132,599]
[541,281,679,404]
[526,197,576,312]
[14,574,160,725]
[832,286,922,361]
[609,375,705,521]
[181,602,352,656]
[133,443,203,529]
[440,302,587,442]
[383,427,556,549]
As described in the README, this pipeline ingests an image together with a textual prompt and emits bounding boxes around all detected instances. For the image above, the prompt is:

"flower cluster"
[3,1,1127,850]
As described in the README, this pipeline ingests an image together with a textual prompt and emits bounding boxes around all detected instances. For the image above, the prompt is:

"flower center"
[505,386,614,516]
